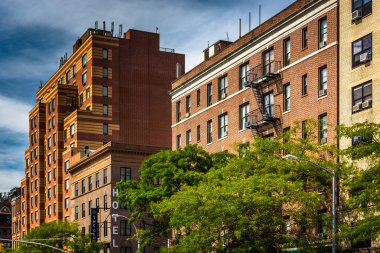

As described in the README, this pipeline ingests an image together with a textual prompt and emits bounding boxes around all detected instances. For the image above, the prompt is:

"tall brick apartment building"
[171,0,338,153]
[19,27,184,252]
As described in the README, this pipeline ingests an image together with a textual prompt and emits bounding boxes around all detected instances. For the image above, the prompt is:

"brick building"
[0,195,11,249]
[171,0,338,153]
[18,26,184,252]
[9,188,21,249]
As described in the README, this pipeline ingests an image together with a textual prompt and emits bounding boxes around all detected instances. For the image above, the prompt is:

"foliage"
[118,123,339,252]
[15,222,103,253]
[339,122,380,246]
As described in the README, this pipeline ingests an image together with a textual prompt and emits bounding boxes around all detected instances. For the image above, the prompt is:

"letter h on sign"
[91,208,99,241]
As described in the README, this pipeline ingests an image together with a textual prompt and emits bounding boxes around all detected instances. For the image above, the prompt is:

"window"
[53,168,56,179]
[121,247,132,253]
[103,169,108,184]
[263,92,274,117]
[65,179,69,191]
[104,221,108,237]
[75,206,78,220]
[96,172,100,188]
[103,48,108,59]
[207,120,212,144]
[48,172,52,182]
[70,124,75,136]
[96,198,100,209]
[263,48,275,75]
[103,105,109,116]
[35,211,38,221]
[284,84,290,112]
[197,89,201,106]
[239,103,250,130]
[121,167,132,181]
[176,134,181,149]
[65,160,70,172]
[48,188,52,199]
[75,183,79,197]
[82,54,87,67]
[239,63,250,89]
[48,154,52,165]
[53,133,57,145]
[35,195,38,205]
[73,65,76,76]
[207,83,213,106]
[197,125,201,143]
[302,74,308,96]
[88,200,92,215]
[318,114,327,144]
[103,195,108,209]
[302,27,308,49]
[82,203,85,217]
[86,88,90,99]
[319,66,327,97]
[317,210,328,236]
[352,34,372,68]
[352,0,372,18]
[103,124,109,135]
[283,127,291,145]
[218,113,228,139]
[103,68,108,78]
[176,101,181,122]
[176,62,182,78]
[53,151,56,162]
[352,81,372,113]
[103,85,108,97]
[352,134,372,146]
[82,72,87,85]
[283,38,291,66]
[302,120,308,140]
[284,216,291,235]
[218,76,228,100]
[35,180,38,189]
[319,17,327,48]
[88,176,92,191]
[186,95,191,115]
[66,71,70,83]
[52,99,56,110]
[54,203,57,214]
[79,93,84,107]
[48,205,52,216]
[120,220,132,236]
[186,130,191,145]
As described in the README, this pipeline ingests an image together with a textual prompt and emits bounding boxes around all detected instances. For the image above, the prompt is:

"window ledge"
[206,142,213,146]
[238,128,248,133]
[318,95,327,101]
[283,110,290,115]
[217,136,228,142]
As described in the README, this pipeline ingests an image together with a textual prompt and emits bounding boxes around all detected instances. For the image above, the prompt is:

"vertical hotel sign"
[91,208,99,241]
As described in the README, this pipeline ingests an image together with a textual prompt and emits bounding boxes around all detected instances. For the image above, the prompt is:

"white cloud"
[0,169,24,193]
[0,95,31,133]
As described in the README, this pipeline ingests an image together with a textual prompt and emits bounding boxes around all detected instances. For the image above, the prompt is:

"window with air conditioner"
[318,66,327,97]
[319,17,327,49]
[239,62,250,89]
[352,0,372,21]
[352,81,372,113]
[352,34,372,67]
[218,76,228,100]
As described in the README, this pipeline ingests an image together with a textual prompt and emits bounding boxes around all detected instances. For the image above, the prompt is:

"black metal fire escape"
[244,60,283,136]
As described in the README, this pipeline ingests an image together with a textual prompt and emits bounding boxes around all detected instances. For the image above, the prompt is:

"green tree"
[118,124,338,252]
[339,122,380,247]
[16,222,103,253]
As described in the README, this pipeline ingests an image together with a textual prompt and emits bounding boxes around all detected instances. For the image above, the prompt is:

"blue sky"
[0,0,294,192]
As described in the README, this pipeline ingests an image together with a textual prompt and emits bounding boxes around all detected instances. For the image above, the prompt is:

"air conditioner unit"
[320,137,327,144]
[186,112,190,118]
[221,93,227,99]
[245,121,251,128]
[352,104,361,112]
[362,100,372,109]
[243,81,250,88]
[360,52,371,63]
[319,89,327,97]
[319,40,327,48]
[352,10,362,21]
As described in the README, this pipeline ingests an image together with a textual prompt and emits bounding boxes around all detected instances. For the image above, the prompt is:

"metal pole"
[332,171,336,253]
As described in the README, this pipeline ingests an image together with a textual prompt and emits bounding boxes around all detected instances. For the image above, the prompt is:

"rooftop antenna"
[156,26,159,33]
[103,21,106,31]
[39,81,43,89]
[95,21,98,30]
[111,22,114,35]
[259,5,262,25]
[119,24,122,37]
[249,12,252,31]
[226,32,229,41]
[239,18,242,38]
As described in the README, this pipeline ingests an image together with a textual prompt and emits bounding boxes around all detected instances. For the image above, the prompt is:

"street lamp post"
[284,154,337,253]
[111,214,140,252]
